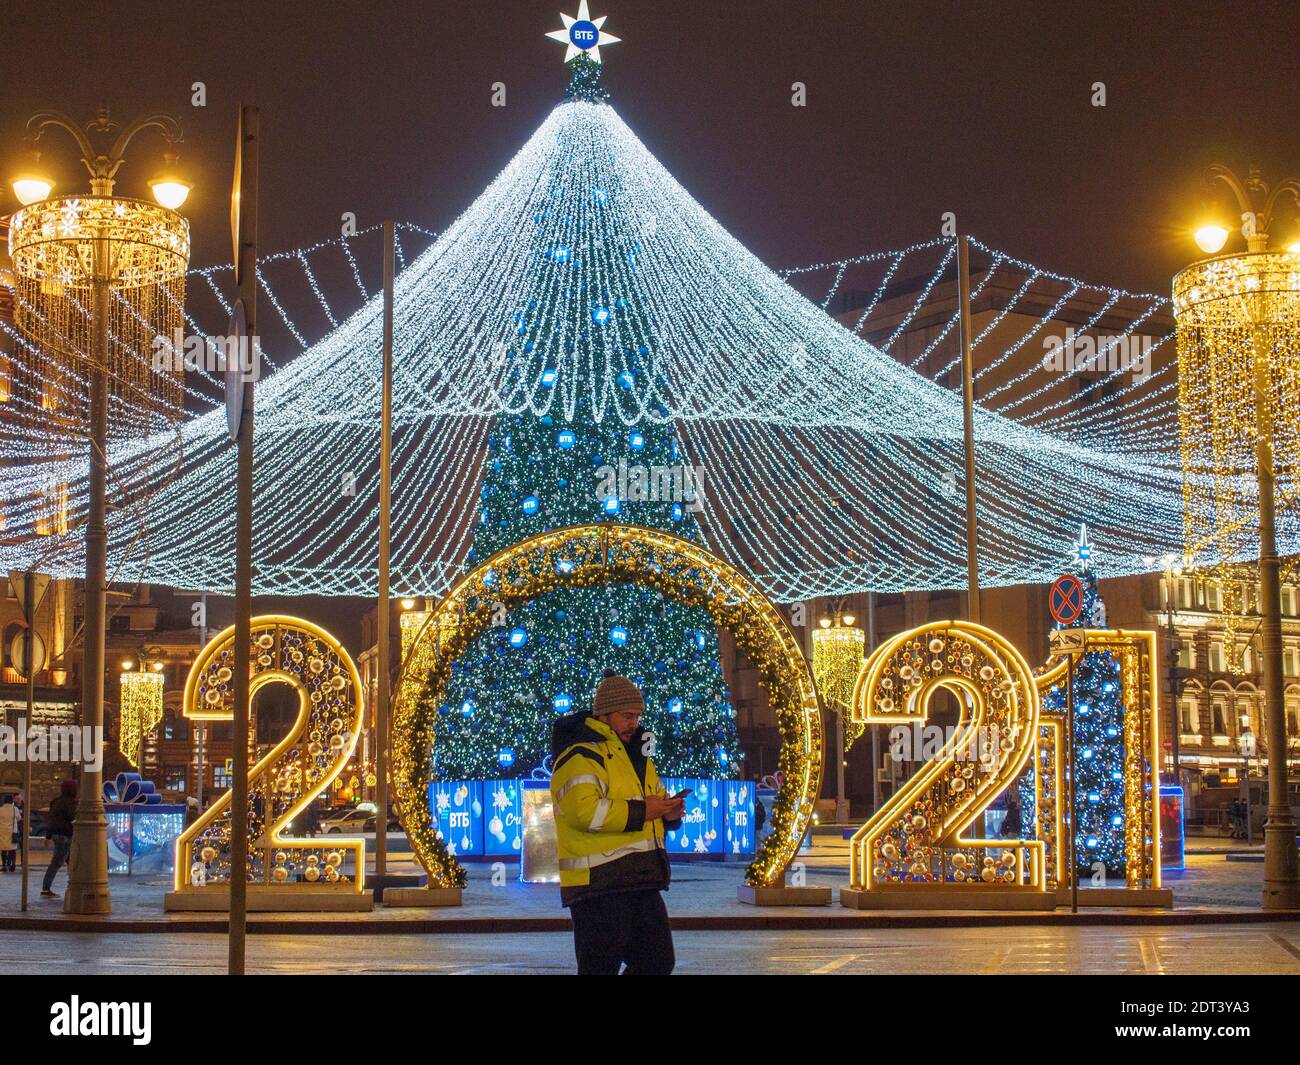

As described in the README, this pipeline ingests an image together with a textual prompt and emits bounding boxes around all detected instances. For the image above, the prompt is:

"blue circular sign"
[569,19,599,49]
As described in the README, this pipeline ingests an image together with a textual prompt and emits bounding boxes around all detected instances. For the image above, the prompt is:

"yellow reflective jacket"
[549,714,678,907]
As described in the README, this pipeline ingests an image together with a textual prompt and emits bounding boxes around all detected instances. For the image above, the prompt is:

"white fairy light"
[3,96,1270,599]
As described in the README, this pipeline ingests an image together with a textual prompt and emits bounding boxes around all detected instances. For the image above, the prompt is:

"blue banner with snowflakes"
[427,780,485,857]
[724,779,756,855]
[482,778,526,856]
[661,776,726,855]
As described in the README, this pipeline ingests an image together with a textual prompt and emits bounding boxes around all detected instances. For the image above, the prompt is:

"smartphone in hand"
[670,788,692,801]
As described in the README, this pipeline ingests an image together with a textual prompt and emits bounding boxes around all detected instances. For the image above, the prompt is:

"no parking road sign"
[1049,573,1085,626]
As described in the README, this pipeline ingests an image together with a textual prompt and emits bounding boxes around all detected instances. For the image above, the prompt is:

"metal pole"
[1255,328,1300,908]
[375,221,395,879]
[956,235,981,623]
[229,103,259,973]
[63,272,112,915]
[1165,567,1180,783]
[196,591,207,809]
[867,591,880,813]
[1244,746,1253,845]
[1066,652,1079,912]
[20,571,35,911]
[834,710,845,823]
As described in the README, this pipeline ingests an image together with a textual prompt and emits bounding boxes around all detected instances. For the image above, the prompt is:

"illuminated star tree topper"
[545,0,621,64]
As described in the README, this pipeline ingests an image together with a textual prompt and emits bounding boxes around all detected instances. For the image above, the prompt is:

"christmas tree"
[433,45,740,780]
[1040,525,1127,877]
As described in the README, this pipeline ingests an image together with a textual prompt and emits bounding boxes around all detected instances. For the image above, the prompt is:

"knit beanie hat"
[592,673,644,717]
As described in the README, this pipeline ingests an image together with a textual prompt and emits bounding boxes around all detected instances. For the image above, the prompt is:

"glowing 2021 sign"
[167,616,367,908]
[844,621,1163,907]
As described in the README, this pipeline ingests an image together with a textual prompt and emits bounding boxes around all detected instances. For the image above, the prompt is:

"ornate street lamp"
[812,607,865,823]
[7,108,192,913]
[1173,163,1300,908]
[119,657,165,769]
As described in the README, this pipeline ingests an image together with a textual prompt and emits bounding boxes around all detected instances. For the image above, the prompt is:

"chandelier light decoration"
[811,619,866,749]
[118,664,164,768]
[1174,250,1300,567]
[7,188,189,449]
[0,92,1231,601]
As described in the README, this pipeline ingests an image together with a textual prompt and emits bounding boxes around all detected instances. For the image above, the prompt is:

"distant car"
[363,813,403,833]
[321,807,372,834]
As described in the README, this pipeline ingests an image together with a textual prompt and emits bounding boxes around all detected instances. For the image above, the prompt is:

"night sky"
[6,1,1298,294]
[4,0,1298,648]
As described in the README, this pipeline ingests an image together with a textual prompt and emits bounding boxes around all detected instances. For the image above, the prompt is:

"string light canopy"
[0,62,1237,601]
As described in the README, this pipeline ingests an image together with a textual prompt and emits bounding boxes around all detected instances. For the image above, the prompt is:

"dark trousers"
[42,835,71,892]
[570,890,675,975]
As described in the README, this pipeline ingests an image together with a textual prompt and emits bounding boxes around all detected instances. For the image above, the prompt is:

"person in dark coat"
[42,779,77,898]
[1001,795,1023,839]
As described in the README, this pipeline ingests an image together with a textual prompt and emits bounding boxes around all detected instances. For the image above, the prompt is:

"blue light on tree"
[557,429,576,449]
[522,495,540,515]
[667,696,683,715]
[498,748,516,768]
[553,693,574,713]
[610,625,629,646]
[509,628,528,648]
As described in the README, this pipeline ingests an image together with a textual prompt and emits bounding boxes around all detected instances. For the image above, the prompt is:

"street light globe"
[120,658,134,670]
[1288,241,1300,255]
[11,175,52,205]
[400,597,416,610]
[819,616,832,629]
[1193,224,1230,254]
[841,613,856,627]
[148,176,191,210]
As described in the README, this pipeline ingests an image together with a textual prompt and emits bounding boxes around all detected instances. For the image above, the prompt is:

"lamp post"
[1145,552,1185,782]
[8,108,191,914]
[811,606,864,824]
[1239,715,1256,845]
[1174,163,1300,908]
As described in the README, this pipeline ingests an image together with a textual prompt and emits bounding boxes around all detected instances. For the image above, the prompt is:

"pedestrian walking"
[0,795,17,872]
[13,794,22,869]
[550,672,684,975]
[42,779,77,898]
[1000,794,1023,839]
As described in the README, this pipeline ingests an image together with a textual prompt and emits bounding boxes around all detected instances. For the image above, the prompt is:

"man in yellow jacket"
[550,672,685,975]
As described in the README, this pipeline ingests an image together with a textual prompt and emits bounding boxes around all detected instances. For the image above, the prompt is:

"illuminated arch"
[391,523,823,889]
